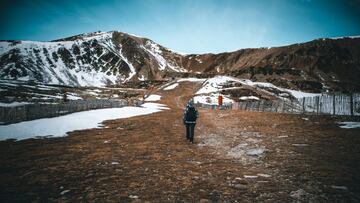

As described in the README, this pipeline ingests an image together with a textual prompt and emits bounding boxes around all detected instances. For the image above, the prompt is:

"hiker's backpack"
[186,107,197,122]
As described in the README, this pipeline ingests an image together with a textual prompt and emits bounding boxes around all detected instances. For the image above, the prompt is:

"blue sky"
[0,0,359,54]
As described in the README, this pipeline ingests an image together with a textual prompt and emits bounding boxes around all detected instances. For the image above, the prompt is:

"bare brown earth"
[1,82,360,202]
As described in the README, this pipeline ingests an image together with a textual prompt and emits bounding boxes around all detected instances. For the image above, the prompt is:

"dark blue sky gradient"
[0,0,359,53]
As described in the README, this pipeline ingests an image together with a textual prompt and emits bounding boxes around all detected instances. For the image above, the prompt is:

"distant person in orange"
[183,98,199,143]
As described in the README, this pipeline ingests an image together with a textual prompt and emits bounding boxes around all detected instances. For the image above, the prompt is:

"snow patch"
[239,96,259,101]
[0,102,30,107]
[163,83,179,90]
[177,78,206,83]
[194,93,234,105]
[0,103,167,141]
[144,94,161,101]
[138,75,145,81]
[195,76,320,101]
[141,102,169,110]
[338,122,360,129]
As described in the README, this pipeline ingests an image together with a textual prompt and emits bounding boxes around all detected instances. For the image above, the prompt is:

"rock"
[210,190,221,202]
[193,176,200,180]
[246,148,265,156]
[234,184,247,190]
[290,189,308,199]
[60,190,70,195]
[129,195,138,199]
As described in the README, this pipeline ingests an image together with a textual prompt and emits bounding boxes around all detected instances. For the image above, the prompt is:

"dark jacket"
[183,105,199,124]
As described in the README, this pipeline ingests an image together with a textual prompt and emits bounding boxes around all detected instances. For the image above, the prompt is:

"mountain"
[180,37,360,92]
[1,31,360,92]
[0,31,185,86]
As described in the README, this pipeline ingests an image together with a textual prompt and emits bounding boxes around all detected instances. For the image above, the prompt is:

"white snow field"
[144,94,161,101]
[163,83,179,90]
[192,75,320,105]
[0,103,168,141]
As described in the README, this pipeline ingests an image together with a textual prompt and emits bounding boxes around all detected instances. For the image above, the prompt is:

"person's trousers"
[186,124,196,142]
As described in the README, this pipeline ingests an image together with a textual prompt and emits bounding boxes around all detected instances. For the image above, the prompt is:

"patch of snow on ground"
[338,122,360,129]
[144,94,161,101]
[66,94,82,100]
[138,75,145,81]
[163,83,179,90]
[141,102,169,110]
[195,75,320,99]
[196,76,238,94]
[0,102,31,107]
[285,89,320,98]
[194,93,234,105]
[239,96,259,101]
[0,103,168,141]
[177,78,206,83]
[242,79,320,98]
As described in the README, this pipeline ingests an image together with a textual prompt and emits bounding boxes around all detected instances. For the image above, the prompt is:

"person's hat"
[188,98,194,107]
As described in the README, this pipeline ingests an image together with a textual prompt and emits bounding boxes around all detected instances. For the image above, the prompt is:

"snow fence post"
[350,93,354,116]
[316,96,320,115]
[333,94,336,115]
[302,97,305,114]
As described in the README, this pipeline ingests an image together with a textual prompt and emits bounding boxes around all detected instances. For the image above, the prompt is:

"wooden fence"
[0,99,128,124]
[298,93,360,116]
[198,93,360,116]
[233,99,302,113]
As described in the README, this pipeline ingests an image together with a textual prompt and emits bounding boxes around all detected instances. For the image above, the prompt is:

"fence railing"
[198,93,360,116]
[0,99,128,124]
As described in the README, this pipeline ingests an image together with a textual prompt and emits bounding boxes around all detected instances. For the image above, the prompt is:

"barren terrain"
[1,82,360,202]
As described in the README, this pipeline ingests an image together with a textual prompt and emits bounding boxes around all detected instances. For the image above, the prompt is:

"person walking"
[183,98,199,143]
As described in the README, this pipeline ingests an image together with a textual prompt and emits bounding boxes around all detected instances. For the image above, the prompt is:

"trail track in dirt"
[1,81,360,202]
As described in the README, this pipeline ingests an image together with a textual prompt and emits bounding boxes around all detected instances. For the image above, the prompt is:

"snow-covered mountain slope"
[1,31,360,92]
[0,31,185,86]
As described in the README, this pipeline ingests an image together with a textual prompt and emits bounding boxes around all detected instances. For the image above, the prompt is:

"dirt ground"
[1,82,360,202]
